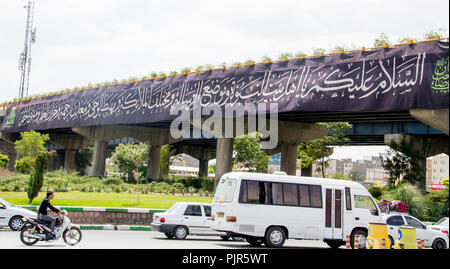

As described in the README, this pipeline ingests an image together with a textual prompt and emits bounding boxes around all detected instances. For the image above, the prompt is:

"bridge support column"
[280,142,297,176]
[147,145,161,180]
[199,159,209,178]
[90,140,108,177]
[267,121,328,176]
[215,138,233,184]
[64,149,76,171]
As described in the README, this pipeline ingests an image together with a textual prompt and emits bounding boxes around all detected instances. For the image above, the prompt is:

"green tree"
[14,131,50,160]
[160,145,176,178]
[298,122,351,178]
[329,172,351,180]
[233,133,270,173]
[380,138,430,193]
[0,153,9,168]
[348,167,364,182]
[74,147,93,176]
[208,163,216,174]
[27,151,53,203]
[111,143,149,182]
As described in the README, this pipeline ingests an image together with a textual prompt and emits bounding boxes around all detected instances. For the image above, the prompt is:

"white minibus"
[211,172,382,248]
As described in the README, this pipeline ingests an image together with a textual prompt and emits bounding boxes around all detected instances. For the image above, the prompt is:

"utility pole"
[18,0,36,99]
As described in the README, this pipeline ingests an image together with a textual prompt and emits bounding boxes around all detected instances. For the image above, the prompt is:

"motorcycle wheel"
[20,226,39,246]
[63,227,82,246]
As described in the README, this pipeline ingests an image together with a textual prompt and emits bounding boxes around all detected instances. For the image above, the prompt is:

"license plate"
[218,213,224,218]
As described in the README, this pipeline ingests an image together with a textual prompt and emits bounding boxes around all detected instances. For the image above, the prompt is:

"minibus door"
[324,188,344,240]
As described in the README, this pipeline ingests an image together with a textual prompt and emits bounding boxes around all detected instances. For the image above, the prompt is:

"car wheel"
[432,238,446,249]
[9,216,24,231]
[174,226,188,240]
[264,227,286,248]
[164,233,174,239]
[351,229,368,249]
[221,236,230,241]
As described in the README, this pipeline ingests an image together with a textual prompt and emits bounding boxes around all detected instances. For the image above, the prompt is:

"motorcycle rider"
[38,191,60,239]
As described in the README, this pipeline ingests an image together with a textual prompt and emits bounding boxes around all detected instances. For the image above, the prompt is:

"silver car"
[0,198,37,231]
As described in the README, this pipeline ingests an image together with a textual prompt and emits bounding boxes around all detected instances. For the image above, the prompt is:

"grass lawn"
[0,192,213,209]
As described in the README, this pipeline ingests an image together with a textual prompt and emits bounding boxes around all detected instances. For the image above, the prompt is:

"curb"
[78,224,152,231]
[18,205,166,214]
[1,225,152,231]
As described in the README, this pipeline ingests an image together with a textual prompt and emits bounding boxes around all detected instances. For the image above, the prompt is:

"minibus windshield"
[213,178,236,203]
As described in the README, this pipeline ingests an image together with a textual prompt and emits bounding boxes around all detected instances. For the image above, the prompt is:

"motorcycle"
[19,210,82,246]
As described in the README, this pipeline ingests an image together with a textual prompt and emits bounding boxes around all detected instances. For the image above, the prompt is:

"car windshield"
[436,218,449,226]
[0,198,14,207]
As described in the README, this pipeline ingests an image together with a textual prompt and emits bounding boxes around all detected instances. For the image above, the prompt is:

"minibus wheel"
[351,229,367,249]
[264,227,286,248]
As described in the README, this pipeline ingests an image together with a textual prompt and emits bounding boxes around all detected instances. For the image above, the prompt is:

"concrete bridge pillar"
[91,140,108,177]
[49,133,93,172]
[64,149,76,171]
[280,142,298,176]
[263,121,328,176]
[147,145,161,180]
[215,138,233,182]
[199,159,209,178]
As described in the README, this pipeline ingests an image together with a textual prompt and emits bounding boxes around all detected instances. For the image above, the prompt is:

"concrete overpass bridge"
[1,40,448,179]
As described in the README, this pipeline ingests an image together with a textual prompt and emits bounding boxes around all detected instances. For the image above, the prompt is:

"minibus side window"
[283,183,299,206]
[243,180,267,204]
[345,187,352,210]
[299,185,310,206]
[271,183,283,205]
[309,185,322,208]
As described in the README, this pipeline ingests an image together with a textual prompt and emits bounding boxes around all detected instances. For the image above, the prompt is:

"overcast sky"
[0,0,448,160]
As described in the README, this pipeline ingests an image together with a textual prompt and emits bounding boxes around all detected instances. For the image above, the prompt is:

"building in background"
[311,156,388,186]
[426,154,449,190]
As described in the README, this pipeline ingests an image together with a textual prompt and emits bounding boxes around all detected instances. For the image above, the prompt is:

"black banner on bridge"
[1,40,448,133]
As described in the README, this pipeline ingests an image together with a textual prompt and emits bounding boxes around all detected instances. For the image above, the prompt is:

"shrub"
[368,186,384,200]
[381,183,425,219]
[201,177,215,193]
[15,157,34,173]
[0,153,9,168]
[104,177,124,185]
[27,151,51,203]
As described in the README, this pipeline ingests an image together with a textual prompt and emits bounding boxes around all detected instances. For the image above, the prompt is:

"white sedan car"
[383,213,449,249]
[151,202,237,240]
[0,198,37,231]
[428,217,449,237]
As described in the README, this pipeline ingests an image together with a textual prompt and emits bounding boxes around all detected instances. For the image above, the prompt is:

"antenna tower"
[18,0,36,99]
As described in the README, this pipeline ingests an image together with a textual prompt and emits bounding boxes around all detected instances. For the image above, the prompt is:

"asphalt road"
[0,229,335,249]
